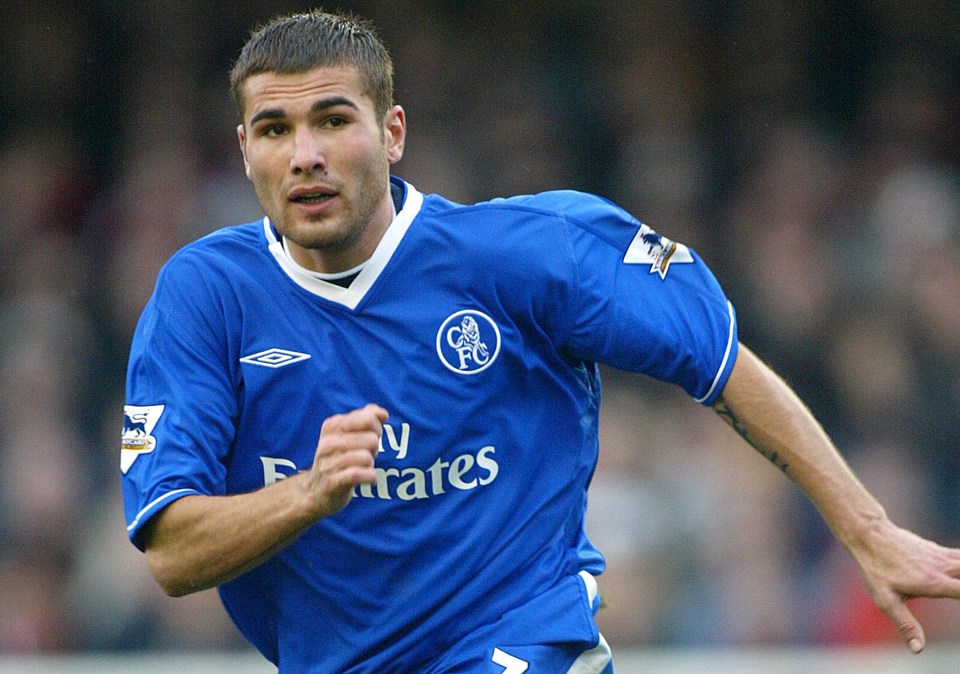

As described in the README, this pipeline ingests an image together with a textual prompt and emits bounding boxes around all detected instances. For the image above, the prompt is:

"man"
[120,9,960,673]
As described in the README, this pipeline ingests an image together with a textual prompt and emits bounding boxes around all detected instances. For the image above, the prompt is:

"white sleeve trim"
[126,488,201,535]
[694,300,736,404]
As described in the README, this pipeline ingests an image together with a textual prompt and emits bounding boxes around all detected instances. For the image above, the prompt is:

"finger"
[311,449,379,515]
[316,444,378,470]
[943,548,960,577]
[363,403,389,423]
[928,575,960,600]
[915,543,960,593]
[317,428,382,454]
[883,597,925,654]
[322,405,388,433]
[327,459,378,487]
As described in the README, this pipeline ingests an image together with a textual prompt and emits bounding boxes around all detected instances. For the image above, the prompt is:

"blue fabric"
[121,178,735,672]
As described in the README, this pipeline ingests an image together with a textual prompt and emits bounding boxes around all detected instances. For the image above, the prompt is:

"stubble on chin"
[287,217,365,252]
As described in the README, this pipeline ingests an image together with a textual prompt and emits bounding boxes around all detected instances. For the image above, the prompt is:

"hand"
[304,403,388,517]
[851,521,960,653]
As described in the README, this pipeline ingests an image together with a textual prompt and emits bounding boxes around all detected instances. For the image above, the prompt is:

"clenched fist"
[304,403,389,517]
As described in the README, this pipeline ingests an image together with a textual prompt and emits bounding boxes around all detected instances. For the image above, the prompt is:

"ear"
[384,105,406,165]
[237,124,252,178]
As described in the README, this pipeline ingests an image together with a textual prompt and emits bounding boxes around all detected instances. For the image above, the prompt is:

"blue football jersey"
[122,178,737,673]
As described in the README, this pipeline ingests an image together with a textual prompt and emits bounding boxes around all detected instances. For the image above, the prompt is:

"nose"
[290,126,326,174]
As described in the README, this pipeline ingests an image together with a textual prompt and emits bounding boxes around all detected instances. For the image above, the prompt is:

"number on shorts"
[491,647,529,673]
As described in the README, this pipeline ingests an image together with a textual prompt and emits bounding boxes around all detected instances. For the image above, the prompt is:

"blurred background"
[0,0,959,664]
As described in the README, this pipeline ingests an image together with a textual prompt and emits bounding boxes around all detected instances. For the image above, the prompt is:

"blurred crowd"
[1,0,959,656]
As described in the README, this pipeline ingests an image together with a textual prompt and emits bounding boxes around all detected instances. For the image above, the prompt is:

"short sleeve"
[551,192,737,404]
[121,252,239,550]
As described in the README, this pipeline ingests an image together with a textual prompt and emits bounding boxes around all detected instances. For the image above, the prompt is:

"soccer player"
[120,9,960,673]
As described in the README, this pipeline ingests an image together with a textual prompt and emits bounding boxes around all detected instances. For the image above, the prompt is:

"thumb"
[363,403,389,424]
[886,598,925,654]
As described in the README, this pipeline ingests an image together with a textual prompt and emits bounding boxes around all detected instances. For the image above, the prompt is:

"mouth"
[288,186,337,205]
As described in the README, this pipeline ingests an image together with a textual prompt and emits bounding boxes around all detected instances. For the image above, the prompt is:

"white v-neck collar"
[264,181,424,310]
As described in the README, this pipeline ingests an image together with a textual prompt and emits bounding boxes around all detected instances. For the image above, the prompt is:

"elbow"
[140,502,209,597]
[158,582,192,599]
[157,578,195,599]
[142,517,204,597]
[145,546,199,597]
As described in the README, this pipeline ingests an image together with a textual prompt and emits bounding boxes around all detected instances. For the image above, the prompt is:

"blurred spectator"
[0,292,95,652]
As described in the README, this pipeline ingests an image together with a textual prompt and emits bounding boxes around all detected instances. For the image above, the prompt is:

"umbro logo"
[240,348,311,368]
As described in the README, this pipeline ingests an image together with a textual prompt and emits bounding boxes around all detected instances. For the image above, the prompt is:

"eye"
[263,123,287,138]
[325,116,348,128]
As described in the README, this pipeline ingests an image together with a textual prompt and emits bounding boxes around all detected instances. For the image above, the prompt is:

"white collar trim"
[264,181,423,309]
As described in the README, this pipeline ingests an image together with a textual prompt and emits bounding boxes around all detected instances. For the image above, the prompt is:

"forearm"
[712,344,887,549]
[143,404,386,597]
[144,473,320,596]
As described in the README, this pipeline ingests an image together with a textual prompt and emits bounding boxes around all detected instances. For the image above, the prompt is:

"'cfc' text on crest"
[436,310,502,374]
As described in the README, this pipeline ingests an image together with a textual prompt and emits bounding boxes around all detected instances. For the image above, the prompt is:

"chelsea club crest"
[436,310,501,374]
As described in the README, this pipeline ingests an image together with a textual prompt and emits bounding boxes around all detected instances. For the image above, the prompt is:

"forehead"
[241,65,372,121]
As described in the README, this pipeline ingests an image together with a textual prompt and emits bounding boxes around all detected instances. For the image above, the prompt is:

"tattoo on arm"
[713,398,790,474]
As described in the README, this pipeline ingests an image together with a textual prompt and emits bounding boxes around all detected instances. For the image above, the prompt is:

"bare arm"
[713,343,960,653]
[144,404,388,597]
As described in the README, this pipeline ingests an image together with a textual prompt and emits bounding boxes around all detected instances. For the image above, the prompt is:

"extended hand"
[852,522,960,653]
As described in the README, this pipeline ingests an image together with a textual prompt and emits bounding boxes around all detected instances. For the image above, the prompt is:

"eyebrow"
[248,96,361,127]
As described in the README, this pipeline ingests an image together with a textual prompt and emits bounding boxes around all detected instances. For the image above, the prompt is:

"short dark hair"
[230,9,394,121]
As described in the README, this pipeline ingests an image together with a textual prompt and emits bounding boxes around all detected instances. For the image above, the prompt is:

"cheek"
[337,132,389,170]
[244,165,283,214]
[245,166,269,195]
[245,153,284,191]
